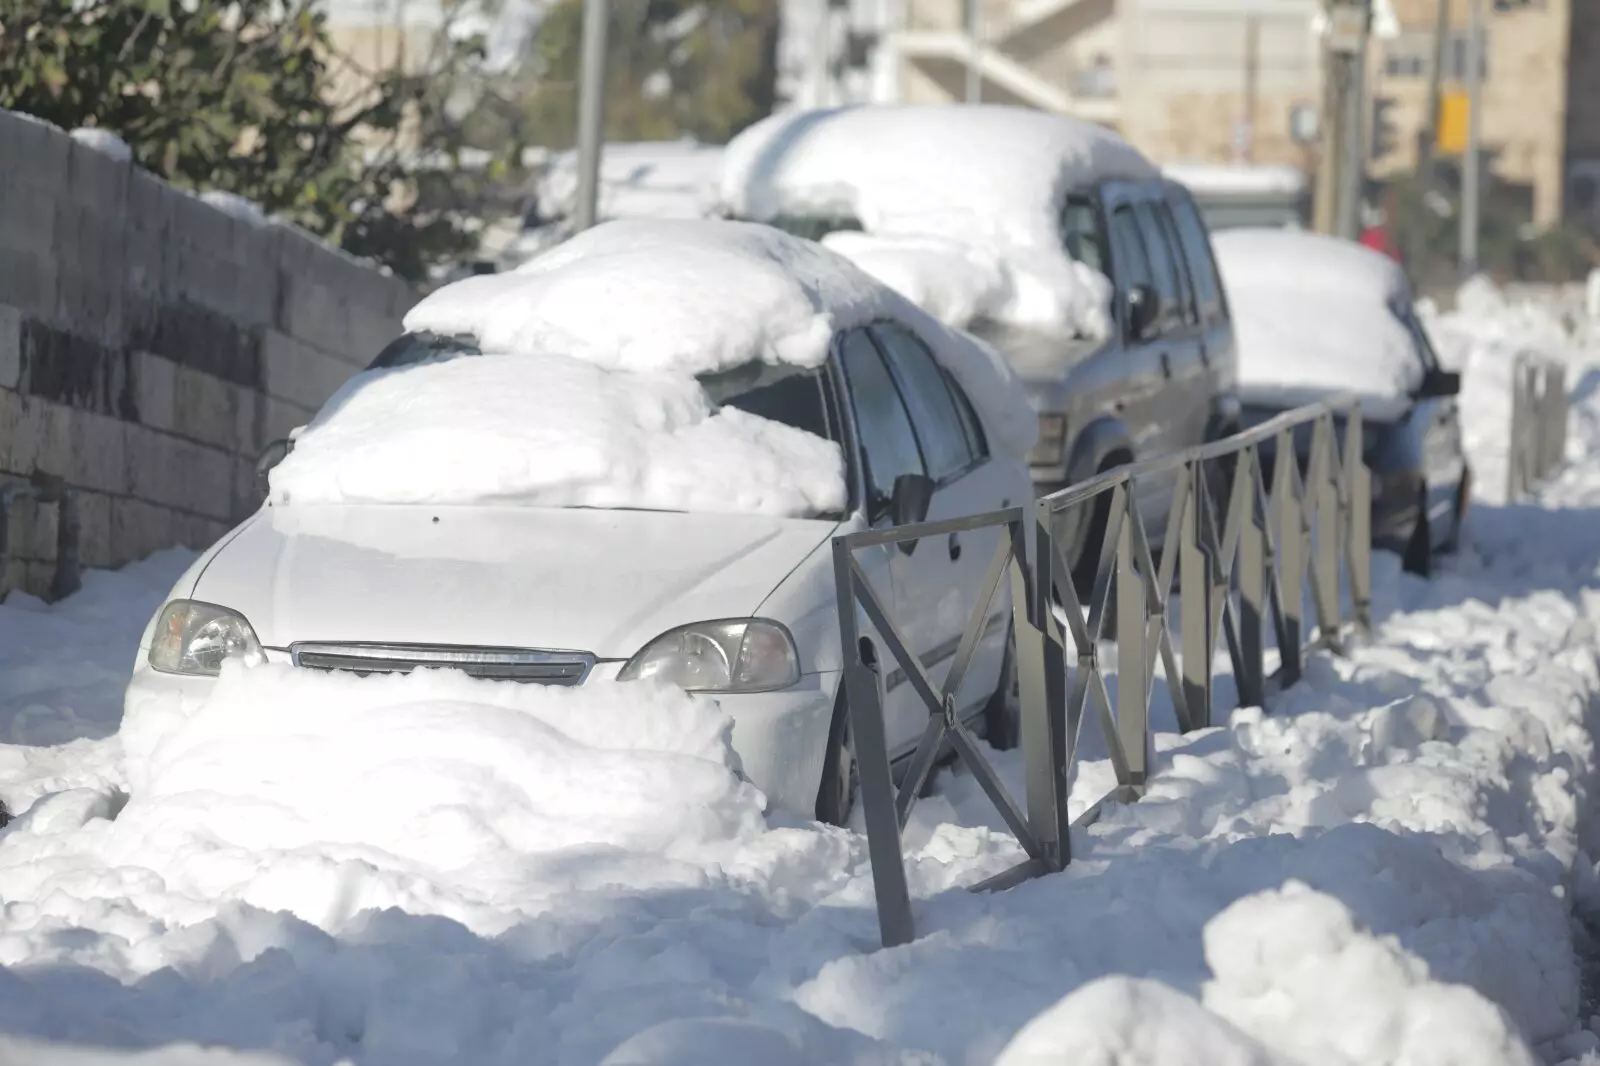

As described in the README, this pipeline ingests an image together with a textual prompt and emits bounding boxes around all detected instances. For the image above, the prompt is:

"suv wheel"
[815,686,857,826]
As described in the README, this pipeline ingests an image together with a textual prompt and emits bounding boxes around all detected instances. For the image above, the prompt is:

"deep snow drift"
[2,281,1600,1064]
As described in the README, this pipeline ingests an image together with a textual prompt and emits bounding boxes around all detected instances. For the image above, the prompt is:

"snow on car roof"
[1212,227,1423,418]
[718,105,1155,340]
[273,219,1036,513]
[1162,162,1308,197]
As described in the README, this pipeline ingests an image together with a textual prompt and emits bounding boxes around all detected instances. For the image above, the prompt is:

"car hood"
[187,504,840,659]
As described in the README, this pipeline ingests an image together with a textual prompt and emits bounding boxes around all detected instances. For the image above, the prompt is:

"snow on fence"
[1506,354,1569,499]
[834,399,1371,948]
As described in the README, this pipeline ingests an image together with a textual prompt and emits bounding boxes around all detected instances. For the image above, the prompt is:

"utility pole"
[1459,0,1485,275]
[1239,15,1261,163]
[1408,0,1452,272]
[573,0,610,233]
[1313,0,1373,238]
[964,0,981,103]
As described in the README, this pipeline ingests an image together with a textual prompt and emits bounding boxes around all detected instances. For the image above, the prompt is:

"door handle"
[948,532,962,562]
[1159,351,1173,379]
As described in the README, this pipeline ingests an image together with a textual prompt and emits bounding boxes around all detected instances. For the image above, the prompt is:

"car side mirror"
[1418,368,1461,398]
[889,472,935,552]
[1127,284,1160,341]
[255,438,294,486]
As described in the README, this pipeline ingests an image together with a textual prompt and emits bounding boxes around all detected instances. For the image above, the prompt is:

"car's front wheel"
[982,625,1022,750]
[1401,486,1433,576]
[815,686,857,826]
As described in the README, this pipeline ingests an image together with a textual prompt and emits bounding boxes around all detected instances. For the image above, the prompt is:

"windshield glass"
[367,331,483,370]
[695,361,837,443]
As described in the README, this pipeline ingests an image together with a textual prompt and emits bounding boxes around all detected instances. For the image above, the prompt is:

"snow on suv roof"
[719,105,1157,250]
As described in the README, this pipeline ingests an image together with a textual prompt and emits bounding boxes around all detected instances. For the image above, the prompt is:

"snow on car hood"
[267,352,846,516]
[1213,228,1423,421]
[185,505,839,659]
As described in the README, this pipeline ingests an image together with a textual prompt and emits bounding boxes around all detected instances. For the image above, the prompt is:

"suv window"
[1154,204,1199,326]
[1108,205,1155,337]
[839,328,926,513]
[1389,301,1442,371]
[1133,202,1184,333]
[871,322,983,482]
[1168,195,1226,324]
[1061,197,1108,273]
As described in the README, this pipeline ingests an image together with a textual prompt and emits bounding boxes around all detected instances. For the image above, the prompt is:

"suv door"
[1166,189,1237,423]
[871,321,1013,724]
[836,327,944,753]
[1131,194,1210,456]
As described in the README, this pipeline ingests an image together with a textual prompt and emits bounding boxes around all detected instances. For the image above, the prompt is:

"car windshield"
[366,331,484,370]
[695,361,837,443]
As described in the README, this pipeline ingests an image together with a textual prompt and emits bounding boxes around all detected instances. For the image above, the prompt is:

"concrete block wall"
[0,109,416,598]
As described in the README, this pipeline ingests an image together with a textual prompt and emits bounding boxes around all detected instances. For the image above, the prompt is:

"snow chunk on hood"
[275,219,1035,512]
[719,105,1155,338]
[1213,227,1424,420]
[267,353,848,515]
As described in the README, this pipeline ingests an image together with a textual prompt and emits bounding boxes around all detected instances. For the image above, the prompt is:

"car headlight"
[618,618,801,693]
[1031,413,1067,467]
[148,600,264,676]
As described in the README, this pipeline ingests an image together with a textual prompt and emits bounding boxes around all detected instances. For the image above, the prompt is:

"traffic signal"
[1370,96,1400,161]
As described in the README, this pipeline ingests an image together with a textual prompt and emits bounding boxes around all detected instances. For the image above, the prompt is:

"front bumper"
[122,657,839,820]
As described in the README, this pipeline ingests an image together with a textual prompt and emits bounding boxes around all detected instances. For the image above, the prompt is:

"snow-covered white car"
[1212,227,1467,572]
[122,220,1036,825]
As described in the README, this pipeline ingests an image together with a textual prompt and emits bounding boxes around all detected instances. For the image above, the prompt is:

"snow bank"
[69,126,132,162]
[273,219,1035,511]
[1213,228,1423,419]
[720,105,1155,338]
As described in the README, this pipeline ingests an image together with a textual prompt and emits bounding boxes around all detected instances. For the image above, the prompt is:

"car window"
[1133,202,1184,332]
[948,373,989,465]
[367,331,483,370]
[1061,197,1107,274]
[1154,203,1199,326]
[1389,301,1442,371]
[1168,195,1225,323]
[1108,204,1155,338]
[839,328,927,512]
[871,322,978,482]
[697,362,835,442]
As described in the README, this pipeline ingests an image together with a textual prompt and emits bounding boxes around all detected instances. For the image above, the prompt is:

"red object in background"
[1359,223,1401,262]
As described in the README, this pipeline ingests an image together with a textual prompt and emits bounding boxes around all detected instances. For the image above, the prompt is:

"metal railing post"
[1271,428,1303,686]
[831,537,914,948]
[1343,407,1372,634]
[1236,447,1267,708]
[1179,460,1213,730]
[1021,508,1068,867]
[1114,490,1148,790]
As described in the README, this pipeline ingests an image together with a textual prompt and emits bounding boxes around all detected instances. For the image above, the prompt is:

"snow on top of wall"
[719,104,1156,339]
[1213,227,1423,418]
[68,126,132,162]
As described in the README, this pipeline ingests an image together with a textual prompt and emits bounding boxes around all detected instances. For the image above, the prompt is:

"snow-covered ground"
[3,281,1600,1065]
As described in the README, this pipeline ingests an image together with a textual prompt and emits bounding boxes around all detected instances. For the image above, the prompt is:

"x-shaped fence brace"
[1506,355,1569,500]
[832,399,1373,949]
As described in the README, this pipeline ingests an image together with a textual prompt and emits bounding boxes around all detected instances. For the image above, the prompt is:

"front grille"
[288,642,595,685]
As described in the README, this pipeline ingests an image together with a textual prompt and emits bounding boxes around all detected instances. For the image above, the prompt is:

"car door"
[836,327,942,753]
[1167,189,1237,413]
[1099,188,1172,531]
[1392,301,1467,544]
[871,320,1012,723]
[1144,193,1213,452]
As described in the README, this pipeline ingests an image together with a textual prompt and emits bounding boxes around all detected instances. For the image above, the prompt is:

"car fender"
[1064,414,1137,487]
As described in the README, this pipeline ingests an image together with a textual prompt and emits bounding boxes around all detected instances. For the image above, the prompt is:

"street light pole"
[1459,0,1485,275]
[573,0,610,233]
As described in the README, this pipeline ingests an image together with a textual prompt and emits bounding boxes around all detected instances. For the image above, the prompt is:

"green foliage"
[509,0,780,150]
[0,0,496,281]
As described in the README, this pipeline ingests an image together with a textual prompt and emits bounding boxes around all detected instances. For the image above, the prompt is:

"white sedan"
[123,220,1037,824]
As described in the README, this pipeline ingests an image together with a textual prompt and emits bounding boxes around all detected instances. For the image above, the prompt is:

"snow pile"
[720,105,1155,338]
[69,126,132,162]
[1422,275,1600,505]
[271,219,1036,511]
[1213,228,1423,419]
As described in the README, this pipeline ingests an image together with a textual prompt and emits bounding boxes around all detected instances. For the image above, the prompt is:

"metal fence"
[1506,355,1569,500]
[832,399,1371,948]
